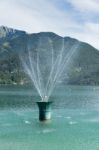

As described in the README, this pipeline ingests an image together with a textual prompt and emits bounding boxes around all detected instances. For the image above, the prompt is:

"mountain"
[0,26,99,85]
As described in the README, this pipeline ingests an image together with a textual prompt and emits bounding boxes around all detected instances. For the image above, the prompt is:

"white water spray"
[21,38,80,101]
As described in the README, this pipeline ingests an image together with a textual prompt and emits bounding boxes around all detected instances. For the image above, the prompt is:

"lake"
[0,85,99,150]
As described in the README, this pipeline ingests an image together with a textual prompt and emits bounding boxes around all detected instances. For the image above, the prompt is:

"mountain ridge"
[0,26,99,85]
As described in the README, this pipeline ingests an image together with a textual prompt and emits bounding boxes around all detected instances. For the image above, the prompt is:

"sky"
[0,0,99,49]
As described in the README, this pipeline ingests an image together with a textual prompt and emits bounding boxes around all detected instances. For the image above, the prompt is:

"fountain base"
[36,101,52,121]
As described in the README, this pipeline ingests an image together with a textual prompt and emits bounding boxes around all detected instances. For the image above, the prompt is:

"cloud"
[66,0,99,13]
[0,0,80,35]
[76,22,99,49]
[0,0,71,31]
[0,0,99,49]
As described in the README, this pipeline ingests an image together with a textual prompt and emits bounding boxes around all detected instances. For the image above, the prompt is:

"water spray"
[21,37,80,121]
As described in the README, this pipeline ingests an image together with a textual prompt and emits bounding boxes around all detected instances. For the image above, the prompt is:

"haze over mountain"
[0,26,99,85]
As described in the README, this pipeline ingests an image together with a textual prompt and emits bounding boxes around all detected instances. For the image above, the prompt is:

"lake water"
[0,85,99,150]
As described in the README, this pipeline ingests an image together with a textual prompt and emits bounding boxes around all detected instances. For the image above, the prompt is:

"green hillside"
[0,26,99,85]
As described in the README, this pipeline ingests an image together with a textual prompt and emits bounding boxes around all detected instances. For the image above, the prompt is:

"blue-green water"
[0,85,99,150]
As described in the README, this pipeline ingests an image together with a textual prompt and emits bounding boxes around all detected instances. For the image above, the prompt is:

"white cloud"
[0,0,99,50]
[0,0,74,32]
[69,22,99,49]
[85,22,99,33]
[67,0,99,13]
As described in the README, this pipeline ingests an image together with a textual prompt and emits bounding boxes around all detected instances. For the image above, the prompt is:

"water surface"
[0,85,99,150]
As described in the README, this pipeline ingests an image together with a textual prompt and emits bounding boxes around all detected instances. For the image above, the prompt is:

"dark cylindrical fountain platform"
[36,101,52,122]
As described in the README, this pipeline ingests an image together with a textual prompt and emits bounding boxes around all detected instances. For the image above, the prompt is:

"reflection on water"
[0,85,99,109]
[0,85,99,150]
[0,109,99,150]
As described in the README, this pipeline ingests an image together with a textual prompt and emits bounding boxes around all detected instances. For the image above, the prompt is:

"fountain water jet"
[21,37,80,121]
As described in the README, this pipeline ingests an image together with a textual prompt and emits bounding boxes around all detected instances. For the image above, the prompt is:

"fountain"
[21,37,80,121]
